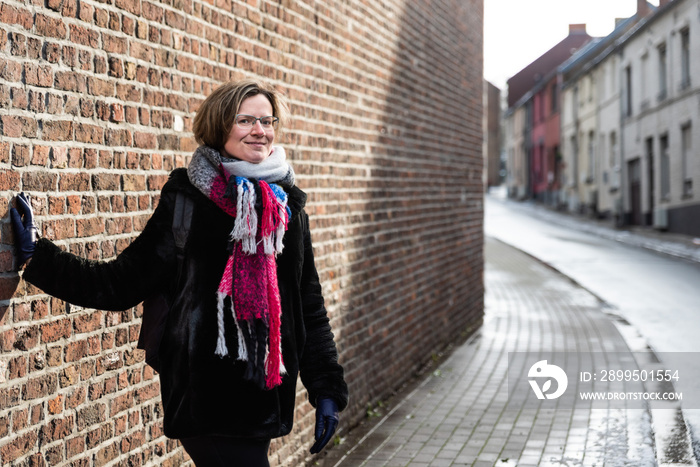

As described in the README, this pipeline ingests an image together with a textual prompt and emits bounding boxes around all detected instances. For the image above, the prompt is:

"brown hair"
[192,80,288,149]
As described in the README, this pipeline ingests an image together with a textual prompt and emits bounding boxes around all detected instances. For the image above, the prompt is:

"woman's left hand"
[310,398,339,454]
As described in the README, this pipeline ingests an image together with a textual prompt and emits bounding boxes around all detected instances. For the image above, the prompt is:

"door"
[628,158,642,226]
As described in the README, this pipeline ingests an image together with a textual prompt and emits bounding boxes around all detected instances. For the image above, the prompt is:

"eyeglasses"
[234,114,279,130]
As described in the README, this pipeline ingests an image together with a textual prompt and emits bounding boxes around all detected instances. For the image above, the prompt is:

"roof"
[506,29,592,108]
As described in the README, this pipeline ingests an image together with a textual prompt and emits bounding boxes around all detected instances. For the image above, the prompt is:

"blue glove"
[310,397,339,454]
[10,192,37,267]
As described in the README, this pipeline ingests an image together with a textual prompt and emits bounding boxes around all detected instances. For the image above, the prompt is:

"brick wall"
[0,0,484,465]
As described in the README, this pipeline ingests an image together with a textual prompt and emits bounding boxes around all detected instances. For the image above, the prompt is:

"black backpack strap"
[137,191,194,372]
[172,192,194,265]
[173,192,194,250]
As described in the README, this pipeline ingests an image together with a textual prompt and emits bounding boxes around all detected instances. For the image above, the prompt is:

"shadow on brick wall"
[336,0,484,443]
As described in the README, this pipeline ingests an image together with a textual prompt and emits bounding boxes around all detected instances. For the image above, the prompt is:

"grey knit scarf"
[187,145,295,198]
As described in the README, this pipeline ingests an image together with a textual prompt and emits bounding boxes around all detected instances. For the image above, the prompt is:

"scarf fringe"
[231,178,258,254]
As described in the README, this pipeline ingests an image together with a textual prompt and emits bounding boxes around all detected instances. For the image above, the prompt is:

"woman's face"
[223,94,275,163]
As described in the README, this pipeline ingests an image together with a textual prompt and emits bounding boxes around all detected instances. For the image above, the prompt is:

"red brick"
[0,141,10,164]
[35,13,67,39]
[13,325,39,351]
[10,87,27,108]
[0,170,20,191]
[8,355,27,379]
[30,403,43,425]
[42,120,73,141]
[32,145,50,165]
[111,103,124,122]
[110,391,134,417]
[0,3,33,30]
[54,71,85,93]
[59,364,79,387]
[0,416,8,437]
[1,115,27,137]
[11,144,30,166]
[40,414,74,443]
[75,123,104,144]
[0,57,22,82]
[122,174,146,191]
[87,76,114,97]
[108,57,124,77]
[115,0,141,15]
[68,148,82,168]
[76,217,104,237]
[102,33,127,54]
[94,442,119,467]
[69,23,99,47]
[66,436,85,459]
[105,128,132,147]
[22,171,58,191]
[23,373,58,400]
[0,431,37,464]
[76,403,106,430]
[92,173,120,190]
[64,339,88,362]
[41,318,71,343]
[59,172,91,191]
[24,63,53,87]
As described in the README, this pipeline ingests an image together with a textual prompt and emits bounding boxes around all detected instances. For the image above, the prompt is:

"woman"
[11,80,348,466]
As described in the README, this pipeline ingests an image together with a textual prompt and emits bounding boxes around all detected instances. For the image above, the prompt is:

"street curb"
[612,318,698,467]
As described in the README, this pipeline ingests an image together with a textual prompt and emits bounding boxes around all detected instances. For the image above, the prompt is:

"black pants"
[180,436,271,467]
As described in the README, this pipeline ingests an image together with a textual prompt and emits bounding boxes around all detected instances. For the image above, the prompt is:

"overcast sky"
[484,0,661,90]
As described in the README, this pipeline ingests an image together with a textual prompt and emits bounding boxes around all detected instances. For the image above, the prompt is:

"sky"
[484,0,660,90]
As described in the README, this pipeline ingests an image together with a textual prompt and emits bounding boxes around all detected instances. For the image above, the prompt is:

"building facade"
[505,105,528,199]
[504,0,700,237]
[559,12,643,215]
[504,24,592,201]
[619,0,700,234]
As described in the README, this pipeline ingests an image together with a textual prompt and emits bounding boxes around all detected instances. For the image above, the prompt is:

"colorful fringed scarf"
[188,146,295,389]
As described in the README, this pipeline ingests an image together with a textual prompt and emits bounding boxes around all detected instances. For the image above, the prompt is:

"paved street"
[485,191,700,453]
[314,193,700,467]
[317,237,667,466]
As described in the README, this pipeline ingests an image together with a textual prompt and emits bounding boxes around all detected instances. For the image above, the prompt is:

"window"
[680,28,690,89]
[625,66,632,117]
[682,123,693,196]
[540,90,545,121]
[658,43,667,100]
[660,134,670,200]
[550,83,558,113]
[587,130,595,182]
[641,54,649,108]
[609,132,619,188]
[571,135,578,187]
[609,60,616,99]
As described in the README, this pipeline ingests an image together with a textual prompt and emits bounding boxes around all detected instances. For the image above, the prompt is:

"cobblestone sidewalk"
[315,237,657,467]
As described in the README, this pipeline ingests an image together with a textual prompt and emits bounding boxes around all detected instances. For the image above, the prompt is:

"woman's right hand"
[10,192,38,268]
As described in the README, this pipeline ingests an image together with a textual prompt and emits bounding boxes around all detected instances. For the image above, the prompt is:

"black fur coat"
[24,168,348,440]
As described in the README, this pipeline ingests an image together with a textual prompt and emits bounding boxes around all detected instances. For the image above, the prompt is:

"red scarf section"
[210,170,289,389]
